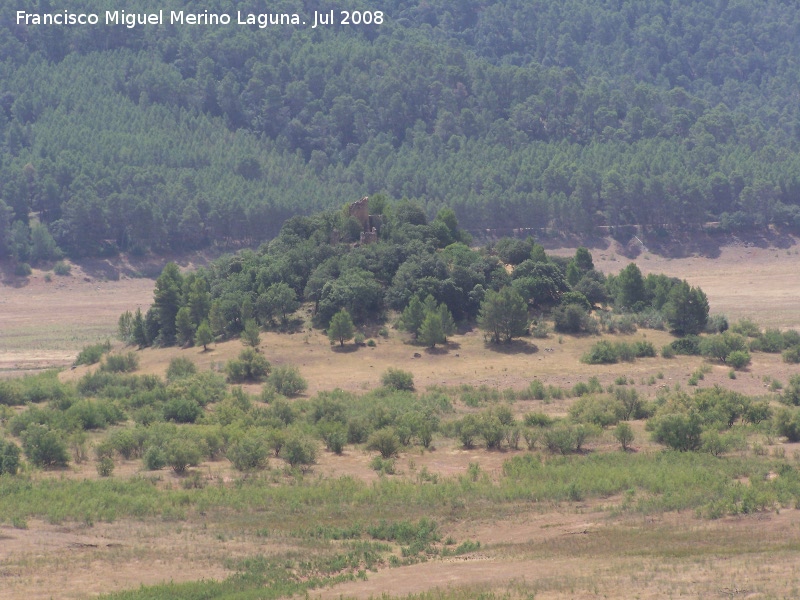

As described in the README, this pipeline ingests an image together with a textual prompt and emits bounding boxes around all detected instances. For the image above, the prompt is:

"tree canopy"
[3,0,800,262]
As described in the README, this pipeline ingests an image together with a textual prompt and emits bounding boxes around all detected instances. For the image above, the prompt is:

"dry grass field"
[2,239,800,600]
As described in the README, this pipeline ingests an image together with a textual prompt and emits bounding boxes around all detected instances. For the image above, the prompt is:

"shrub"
[268,365,308,397]
[602,314,637,334]
[281,432,317,470]
[613,342,636,362]
[527,379,546,400]
[74,341,112,366]
[553,304,596,334]
[782,346,800,364]
[775,408,800,442]
[650,412,703,451]
[782,330,800,347]
[163,397,202,423]
[109,428,140,459]
[523,412,553,428]
[366,428,401,459]
[0,440,21,475]
[101,352,140,373]
[633,340,656,357]
[22,425,69,468]
[65,399,125,430]
[634,308,665,330]
[143,446,167,470]
[581,340,619,364]
[522,428,539,450]
[97,456,114,477]
[227,432,270,471]
[613,422,635,450]
[758,329,785,353]
[479,414,505,449]
[226,348,271,383]
[347,417,371,444]
[166,357,197,382]
[569,396,625,427]
[456,414,481,449]
[661,344,675,358]
[370,455,396,475]
[782,375,800,406]
[531,320,550,339]
[543,426,578,454]
[318,421,347,454]
[14,262,32,277]
[381,368,414,391]
[53,261,72,276]
[705,314,729,334]
[726,350,751,370]
[730,318,761,337]
[165,438,202,474]
[670,335,701,355]
[700,430,731,456]
[616,388,650,420]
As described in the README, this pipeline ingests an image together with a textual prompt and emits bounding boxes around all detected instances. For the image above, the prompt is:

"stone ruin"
[348,196,382,245]
[349,196,370,232]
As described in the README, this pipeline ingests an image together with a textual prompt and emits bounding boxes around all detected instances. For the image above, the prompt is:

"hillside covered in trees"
[3,0,800,262]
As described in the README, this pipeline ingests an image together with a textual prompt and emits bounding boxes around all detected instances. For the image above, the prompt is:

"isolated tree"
[478,287,529,344]
[328,308,355,346]
[195,320,214,351]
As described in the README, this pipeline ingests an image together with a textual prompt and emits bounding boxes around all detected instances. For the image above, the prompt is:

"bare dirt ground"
[0,266,153,375]
[0,519,234,600]
[315,508,800,599]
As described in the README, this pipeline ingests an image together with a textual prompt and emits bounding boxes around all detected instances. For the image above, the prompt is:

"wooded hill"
[2,0,800,261]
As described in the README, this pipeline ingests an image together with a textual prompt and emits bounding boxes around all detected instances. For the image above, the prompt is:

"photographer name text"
[16,9,385,29]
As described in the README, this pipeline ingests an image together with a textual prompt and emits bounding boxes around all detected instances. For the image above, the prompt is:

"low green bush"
[366,428,401,459]
[581,340,618,364]
[782,346,800,364]
[101,352,140,373]
[281,431,317,470]
[268,365,308,397]
[227,431,270,471]
[670,335,702,355]
[726,350,751,370]
[381,368,414,391]
[53,261,72,276]
[0,440,21,475]
[226,348,271,383]
[74,341,112,366]
[165,357,197,382]
[569,395,625,427]
[22,424,69,468]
